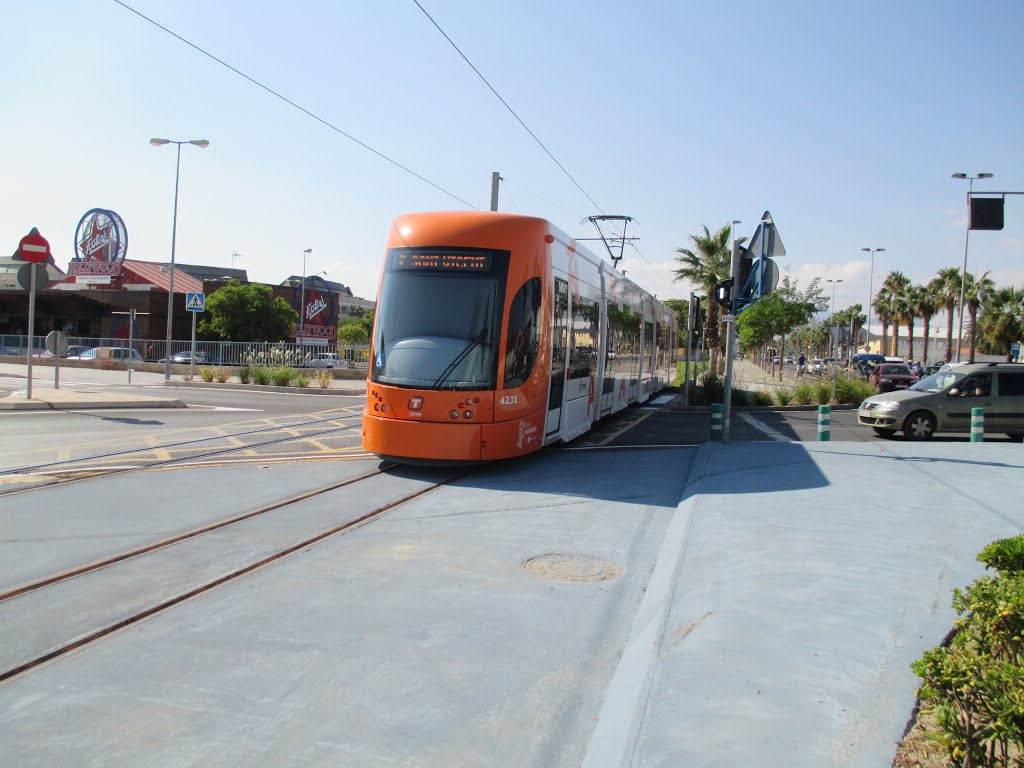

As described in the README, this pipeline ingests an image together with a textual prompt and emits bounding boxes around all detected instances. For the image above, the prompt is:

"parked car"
[858,362,1024,440]
[61,345,90,359]
[66,347,143,362]
[1,345,19,356]
[303,352,350,369]
[809,358,824,374]
[159,351,213,364]
[868,363,918,392]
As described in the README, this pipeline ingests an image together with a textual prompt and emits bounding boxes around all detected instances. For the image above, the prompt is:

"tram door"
[546,278,569,437]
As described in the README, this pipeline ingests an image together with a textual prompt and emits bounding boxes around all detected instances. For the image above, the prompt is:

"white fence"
[0,335,370,368]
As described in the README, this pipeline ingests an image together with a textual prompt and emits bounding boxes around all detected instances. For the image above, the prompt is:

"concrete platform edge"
[581,444,709,768]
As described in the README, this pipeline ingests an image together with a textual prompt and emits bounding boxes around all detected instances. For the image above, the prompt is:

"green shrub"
[295,375,312,388]
[912,535,1024,766]
[252,367,272,386]
[753,390,774,406]
[271,366,296,387]
[199,366,216,383]
[813,382,832,405]
[979,535,1024,577]
[316,370,333,389]
[698,371,724,404]
[730,388,749,406]
[775,388,793,406]
[834,377,876,405]
[238,365,253,384]
[214,368,230,384]
[792,384,814,405]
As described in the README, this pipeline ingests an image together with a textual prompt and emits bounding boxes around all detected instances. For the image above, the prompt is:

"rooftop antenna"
[231,251,243,270]
[578,215,638,269]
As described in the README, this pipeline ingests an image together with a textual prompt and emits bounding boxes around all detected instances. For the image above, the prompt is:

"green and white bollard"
[971,407,984,443]
[817,405,831,441]
[710,403,723,441]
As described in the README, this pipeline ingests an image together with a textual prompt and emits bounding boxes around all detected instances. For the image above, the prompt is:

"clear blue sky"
[3,0,1022,325]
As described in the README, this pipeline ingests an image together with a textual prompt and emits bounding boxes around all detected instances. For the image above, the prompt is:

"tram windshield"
[371,247,508,390]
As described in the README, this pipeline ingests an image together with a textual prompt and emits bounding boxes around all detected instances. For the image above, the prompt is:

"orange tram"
[362,211,678,464]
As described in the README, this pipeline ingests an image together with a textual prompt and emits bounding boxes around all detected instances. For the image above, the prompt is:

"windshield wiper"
[433,328,488,388]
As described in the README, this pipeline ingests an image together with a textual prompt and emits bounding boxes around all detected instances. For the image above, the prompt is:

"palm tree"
[980,287,1024,360]
[932,267,962,362]
[882,272,911,357]
[964,271,995,363]
[874,286,893,356]
[673,224,733,374]
[904,284,927,362]
[917,284,937,365]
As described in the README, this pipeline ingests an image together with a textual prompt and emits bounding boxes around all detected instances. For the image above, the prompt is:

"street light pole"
[952,172,994,363]
[151,137,209,381]
[861,247,884,353]
[299,248,312,349]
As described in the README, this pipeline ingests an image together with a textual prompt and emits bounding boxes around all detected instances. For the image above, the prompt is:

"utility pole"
[721,220,741,440]
[490,171,500,211]
[683,292,696,406]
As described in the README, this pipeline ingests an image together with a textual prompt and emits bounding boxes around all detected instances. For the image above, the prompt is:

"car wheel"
[872,427,895,439]
[902,411,936,441]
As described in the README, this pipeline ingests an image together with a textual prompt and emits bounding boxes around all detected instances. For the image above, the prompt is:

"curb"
[664,404,857,413]
[163,381,365,396]
[0,398,186,411]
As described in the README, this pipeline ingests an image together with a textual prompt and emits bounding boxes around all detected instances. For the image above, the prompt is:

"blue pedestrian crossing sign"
[186,292,205,312]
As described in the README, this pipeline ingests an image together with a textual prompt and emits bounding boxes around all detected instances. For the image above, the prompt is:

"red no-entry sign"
[18,230,51,264]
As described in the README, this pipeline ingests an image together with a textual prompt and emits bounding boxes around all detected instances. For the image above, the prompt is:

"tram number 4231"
[499,395,520,406]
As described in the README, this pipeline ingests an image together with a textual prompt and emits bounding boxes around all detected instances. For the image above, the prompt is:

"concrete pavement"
[1,438,1021,766]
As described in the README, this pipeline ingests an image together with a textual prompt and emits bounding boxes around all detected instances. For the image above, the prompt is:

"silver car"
[858,362,1024,440]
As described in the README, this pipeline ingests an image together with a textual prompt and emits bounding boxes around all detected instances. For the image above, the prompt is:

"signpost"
[17,230,51,399]
[112,309,149,382]
[45,331,69,390]
[186,292,205,380]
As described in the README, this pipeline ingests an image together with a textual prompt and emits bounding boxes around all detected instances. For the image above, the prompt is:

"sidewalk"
[0,387,185,411]
[731,358,840,394]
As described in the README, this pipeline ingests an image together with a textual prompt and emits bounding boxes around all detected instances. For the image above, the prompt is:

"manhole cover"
[523,554,622,583]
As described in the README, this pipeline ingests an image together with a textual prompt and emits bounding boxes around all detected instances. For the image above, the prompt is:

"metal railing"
[0,335,370,368]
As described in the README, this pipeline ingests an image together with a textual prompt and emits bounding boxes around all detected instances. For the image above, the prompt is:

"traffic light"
[713,279,733,309]
[736,246,754,300]
[970,197,1004,231]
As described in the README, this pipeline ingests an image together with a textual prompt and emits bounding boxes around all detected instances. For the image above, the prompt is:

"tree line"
[673,223,1024,369]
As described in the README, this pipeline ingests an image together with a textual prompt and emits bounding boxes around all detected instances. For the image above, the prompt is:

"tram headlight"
[464,410,473,419]
[450,410,459,419]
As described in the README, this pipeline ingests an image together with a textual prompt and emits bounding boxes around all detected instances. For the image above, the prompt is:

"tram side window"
[503,277,542,388]
[568,292,598,379]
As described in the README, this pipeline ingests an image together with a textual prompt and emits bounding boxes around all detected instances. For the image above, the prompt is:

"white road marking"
[736,411,792,441]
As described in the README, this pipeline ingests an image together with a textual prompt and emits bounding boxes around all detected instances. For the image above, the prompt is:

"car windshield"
[910,371,963,392]
[879,365,911,376]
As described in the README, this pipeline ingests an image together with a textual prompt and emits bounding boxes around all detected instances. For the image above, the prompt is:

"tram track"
[0,412,366,497]
[0,466,469,684]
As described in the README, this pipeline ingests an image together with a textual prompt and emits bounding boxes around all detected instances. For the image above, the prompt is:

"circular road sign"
[19,230,51,264]
[46,331,69,357]
[17,263,50,291]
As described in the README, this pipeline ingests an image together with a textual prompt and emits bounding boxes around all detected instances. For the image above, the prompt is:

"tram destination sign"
[389,249,493,273]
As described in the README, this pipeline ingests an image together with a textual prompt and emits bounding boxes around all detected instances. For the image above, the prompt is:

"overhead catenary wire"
[112,0,478,210]
[410,2,684,298]
[498,178,520,213]
[411,0,605,217]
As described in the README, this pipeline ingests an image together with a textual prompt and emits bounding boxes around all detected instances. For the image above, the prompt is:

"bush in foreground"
[911,535,1024,766]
